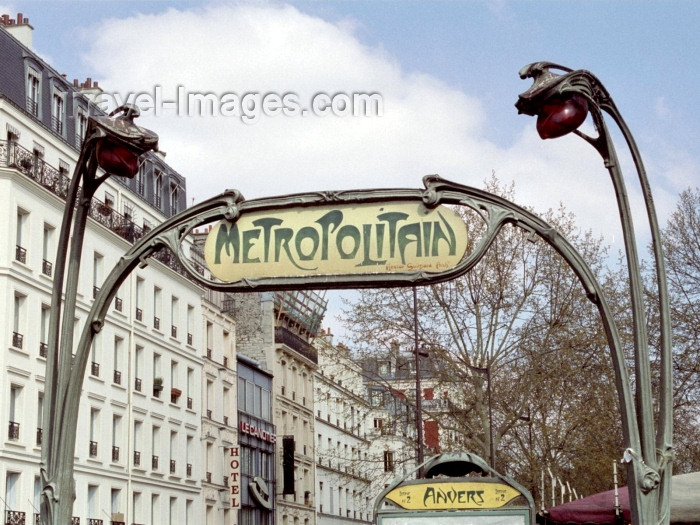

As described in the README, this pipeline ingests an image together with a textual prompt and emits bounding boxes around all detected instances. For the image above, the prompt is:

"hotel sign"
[204,201,468,283]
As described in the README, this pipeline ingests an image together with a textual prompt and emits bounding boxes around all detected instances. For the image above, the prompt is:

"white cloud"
[77,2,681,339]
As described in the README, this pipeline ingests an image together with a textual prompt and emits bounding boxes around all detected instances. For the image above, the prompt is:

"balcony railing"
[135,308,143,322]
[8,421,19,440]
[87,519,102,525]
[36,427,42,446]
[134,378,142,392]
[15,245,27,263]
[152,455,159,470]
[12,332,23,349]
[51,115,63,135]
[171,325,177,338]
[133,450,141,467]
[186,463,192,476]
[153,317,160,330]
[187,332,193,345]
[39,342,48,358]
[90,361,100,377]
[114,297,122,312]
[187,397,193,409]
[206,471,212,483]
[112,445,120,462]
[42,259,53,276]
[113,370,121,385]
[1,140,199,283]
[92,285,100,299]
[170,459,176,474]
[5,510,25,525]
[89,440,98,457]
[275,325,318,364]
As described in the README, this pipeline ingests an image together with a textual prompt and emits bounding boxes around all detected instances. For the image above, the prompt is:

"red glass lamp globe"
[97,140,140,178]
[536,93,589,139]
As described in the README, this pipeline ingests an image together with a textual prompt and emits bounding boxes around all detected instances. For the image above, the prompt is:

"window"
[383,450,394,472]
[9,385,21,440]
[16,209,28,263]
[88,485,98,520]
[186,305,194,345]
[154,170,163,209]
[152,425,160,470]
[51,90,65,135]
[26,67,41,116]
[42,223,54,276]
[153,286,162,329]
[89,408,100,457]
[112,415,122,462]
[136,163,145,195]
[93,252,103,299]
[135,277,144,321]
[134,420,142,466]
[76,106,88,147]
[13,293,26,349]
[36,393,44,445]
[135,346,144,391]
[90,337,100,377]
[170,181,179,214]
[113,336,123,384]
[171,296,179,338]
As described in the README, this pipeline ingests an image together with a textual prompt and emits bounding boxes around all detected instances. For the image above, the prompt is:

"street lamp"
[41,105,158,525]
[516,62,672,525]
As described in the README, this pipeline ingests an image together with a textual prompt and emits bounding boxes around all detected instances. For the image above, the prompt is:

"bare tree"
[341,174,624,501]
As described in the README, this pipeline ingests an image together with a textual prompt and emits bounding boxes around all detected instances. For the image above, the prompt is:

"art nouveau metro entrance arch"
[41,62,672,525]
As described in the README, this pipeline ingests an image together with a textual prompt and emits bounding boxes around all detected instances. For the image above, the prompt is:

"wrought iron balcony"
[112,445,120,462]
[36,427,42,446]
[89,440,98,457]
[170,459,176,474]
[134,378,142,392]
[152,455,159,470]
[113,370,121,385]
[114,297,122,312]
[187,332,193,345]
[206,471,212,483]
[186,463,192,477]
[11,332,23,349]
[135,308,143,322]
[1,140,199,283]
[42,259,53,276]
[133,450,140,467]
[92,285,100,299]
[274,326,318,364]
[8,421,19,440]
[39,342,48,358]
[5,510,25,525]
[15,245,26,263]
[153,317,160,330]
[90,361,100,377]
[171,325,177,338]
[187,397,193,409]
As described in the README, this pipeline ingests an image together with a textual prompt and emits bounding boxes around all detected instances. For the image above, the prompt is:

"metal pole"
[516,62,673,525]
[413,286,425,477]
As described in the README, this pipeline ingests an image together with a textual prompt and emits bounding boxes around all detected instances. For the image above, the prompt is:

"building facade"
[0,14,211,524]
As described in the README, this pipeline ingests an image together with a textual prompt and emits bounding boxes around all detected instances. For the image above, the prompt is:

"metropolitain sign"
[204,200,468,283]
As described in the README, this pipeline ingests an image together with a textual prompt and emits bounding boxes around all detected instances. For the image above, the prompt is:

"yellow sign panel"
[384,481,521,510]
[204,201,468,283]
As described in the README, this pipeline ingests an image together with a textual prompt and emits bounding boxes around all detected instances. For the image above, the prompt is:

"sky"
[3,0,699,341]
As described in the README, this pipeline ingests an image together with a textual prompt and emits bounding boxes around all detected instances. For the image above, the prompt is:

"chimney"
[77,76,104,106]
[1,12,34,50]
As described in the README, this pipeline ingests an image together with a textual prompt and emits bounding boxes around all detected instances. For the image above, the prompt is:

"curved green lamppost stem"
[516,62,673,525]
[40,105,158,525]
